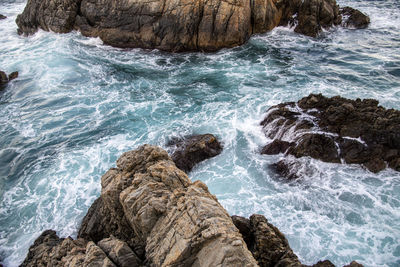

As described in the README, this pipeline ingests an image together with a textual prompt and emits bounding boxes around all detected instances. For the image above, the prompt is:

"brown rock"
[294,0,341,37]
[168,134,223,172]
[340,7,370,29]
[8,71,18,81]
[343,261,364,267]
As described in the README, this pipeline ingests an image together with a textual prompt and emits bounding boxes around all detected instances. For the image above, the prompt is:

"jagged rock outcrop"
[22,145,257,266]
[261,94,400,175]
[232,215,302,267]
[16,0,369,51]
[0,70,18,90]
[167,134,223,173]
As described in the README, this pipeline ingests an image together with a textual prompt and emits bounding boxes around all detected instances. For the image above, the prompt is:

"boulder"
[8,71,18,81]
[15,0,370,51]
[168,134,223,173]
[340,7,370,29]
[0,14,6,20]
[0,71,8,89]
[260,94,400,174]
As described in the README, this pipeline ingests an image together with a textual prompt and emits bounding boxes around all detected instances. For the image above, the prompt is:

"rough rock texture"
[294,0,341,37]
[340,7,370,29]
[15,0,79,35]
[261,94,400,174]
[232,215,302,267]
[16,0,369,51]
[22,145,257,266]
[0,70,18,90]
[167,134,223,173]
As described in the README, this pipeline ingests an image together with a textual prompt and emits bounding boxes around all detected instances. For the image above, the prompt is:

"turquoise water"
[0,0,400,266]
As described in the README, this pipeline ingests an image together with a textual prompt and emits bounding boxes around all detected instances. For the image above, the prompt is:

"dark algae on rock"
[16,0,370,51]
[261,94,400,175]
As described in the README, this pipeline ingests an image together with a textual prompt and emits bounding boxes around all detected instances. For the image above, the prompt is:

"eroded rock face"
[22,145,257,266]
[261,94,400,174]
[16,0,369,51]
[167,134,223,173]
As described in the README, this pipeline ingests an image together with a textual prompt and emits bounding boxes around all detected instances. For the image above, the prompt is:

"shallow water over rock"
[0,0,399,266]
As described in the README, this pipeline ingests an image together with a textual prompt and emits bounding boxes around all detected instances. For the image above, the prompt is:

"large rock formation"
[261,94,400,175]
[167,134,223,173]
[16,0,369,51]
[23,145,257,266]
[21,145,366,266]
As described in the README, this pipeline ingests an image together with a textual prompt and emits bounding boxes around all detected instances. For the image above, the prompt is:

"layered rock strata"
[167,133,223,173]
[261,94,400,175]
[16,0,369,51]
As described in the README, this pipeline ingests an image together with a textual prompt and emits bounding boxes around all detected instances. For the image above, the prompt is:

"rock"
[0,71,8,88]
[168,134,222,173]
[270,159,300,180]
[20,230,88,267]
[22,145,257,266]
[8,71,18,81]
[0,14,6,20]
[343,261,364,267]
[311,260,336,267]
[232,214,302,267]
[294,0,342,37]
[16,0,369,51]
[261,140,294,155]
[97,236,143,267]
[340,7,370,29]
[261,94,400,174]
[16,0,79,35]
[1,70,18,90]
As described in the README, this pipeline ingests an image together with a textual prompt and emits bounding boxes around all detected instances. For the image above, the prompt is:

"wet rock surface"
[232,214,364,267]
[167,133,223,173]
[261,94,400,174]
[0,70,18,90]
[22,145,257,266]
[340,7,370,29]
[16,0,369,51]
[0,14,6,20]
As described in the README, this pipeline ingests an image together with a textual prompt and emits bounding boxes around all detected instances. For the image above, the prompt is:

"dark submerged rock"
[340,7,370,29]
[261,94,400,174]
[168,134,222,173]
[0,14,6,20]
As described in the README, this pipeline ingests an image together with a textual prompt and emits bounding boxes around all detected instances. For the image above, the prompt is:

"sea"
[0,0,399,266]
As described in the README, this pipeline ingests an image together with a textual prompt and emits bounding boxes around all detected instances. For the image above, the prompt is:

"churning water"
[0,0,399,266]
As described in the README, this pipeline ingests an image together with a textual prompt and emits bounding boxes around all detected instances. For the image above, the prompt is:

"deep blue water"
[0,0,400,266]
